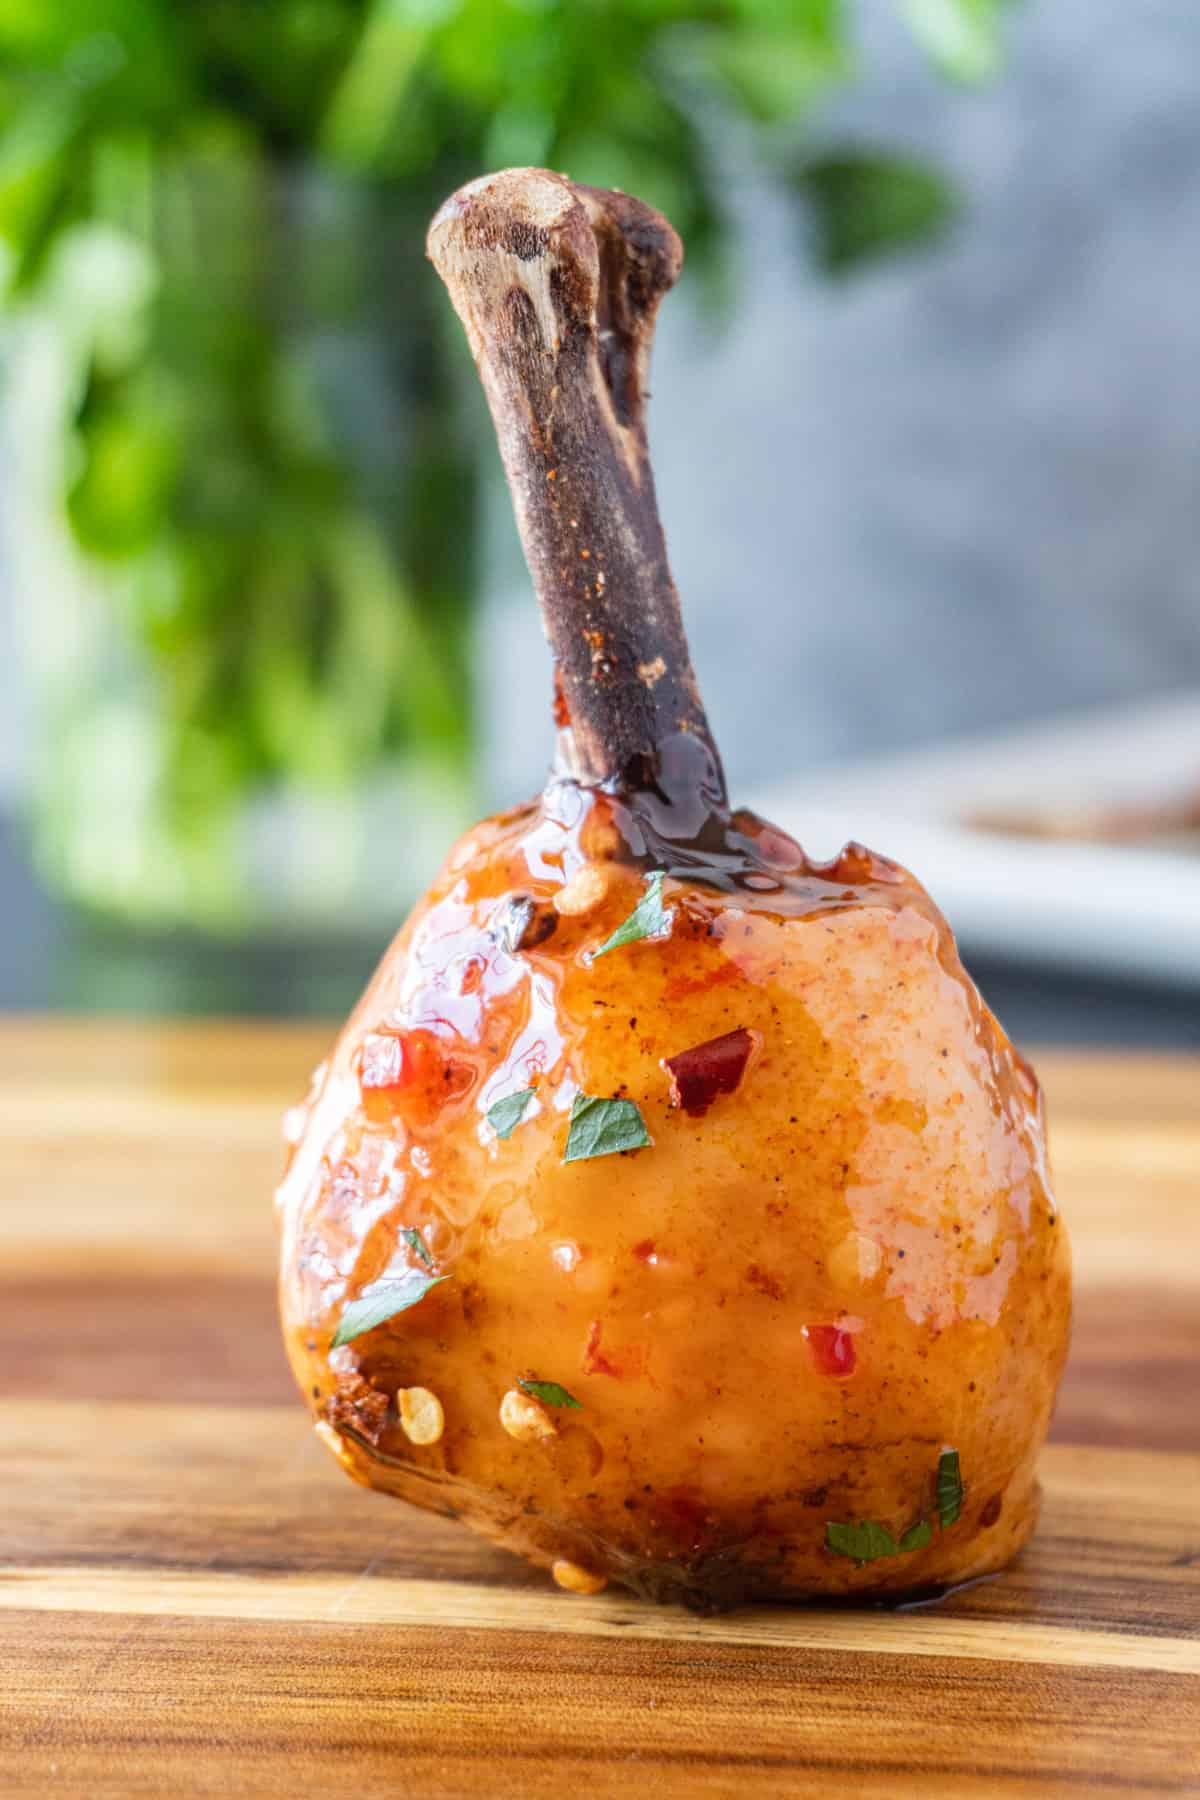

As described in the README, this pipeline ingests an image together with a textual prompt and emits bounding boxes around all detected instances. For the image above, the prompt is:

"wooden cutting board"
[1,1018,1197,1797]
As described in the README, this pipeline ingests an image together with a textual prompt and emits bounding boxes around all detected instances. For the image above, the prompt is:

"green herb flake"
[824,1519,901,1563]
[591,871,672,959]
[487,1087,535,1140]
[825,1514,933,1564]
[563,1093,651,1163]
[402,1227,434,1269]
[332,1272,449,1348]
[518,1378,582,1410]
[899,1517,933,1553]
[936,1447,963,1529]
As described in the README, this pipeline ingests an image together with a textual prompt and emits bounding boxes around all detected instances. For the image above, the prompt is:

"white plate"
[751,693,1200,988]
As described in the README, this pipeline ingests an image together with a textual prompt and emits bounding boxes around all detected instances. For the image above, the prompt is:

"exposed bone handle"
[427,167,724,796]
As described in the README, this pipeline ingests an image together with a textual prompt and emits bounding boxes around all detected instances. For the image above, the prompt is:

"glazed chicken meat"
[277,167,1071,1610]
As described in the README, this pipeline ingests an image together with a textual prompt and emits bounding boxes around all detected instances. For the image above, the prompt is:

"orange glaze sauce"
[277,738,1069,1601]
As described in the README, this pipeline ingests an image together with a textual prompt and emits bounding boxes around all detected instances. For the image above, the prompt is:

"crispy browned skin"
[278,759,1071,1609]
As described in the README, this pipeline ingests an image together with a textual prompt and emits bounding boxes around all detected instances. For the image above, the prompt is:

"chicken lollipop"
[277,168,1071,1610]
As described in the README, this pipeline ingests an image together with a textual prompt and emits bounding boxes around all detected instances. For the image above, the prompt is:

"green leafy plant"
[0,0,1011,928]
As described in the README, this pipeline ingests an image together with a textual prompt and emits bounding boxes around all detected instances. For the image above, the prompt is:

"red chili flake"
[803,1324,857,1377]
[583,1319,621,1378]
[458,955,486,995]
[359,1028,477,1125]
[632,1239,658,1264]
[359,1032,408,1091]
[582,1320,645,1380]
[662,1027,758,1117]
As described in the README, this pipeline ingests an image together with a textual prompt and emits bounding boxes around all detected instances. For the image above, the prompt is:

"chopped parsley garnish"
[332,1272,449,1348]
[401,1227,434,1269]
[899,1518,933,1553]
[591,871,672,959]
[825,1520,905,1563]
[487,1087,535,1139]
[563,1094,651,1163]
[518,1378,582,1409]
[936,1448,964,1528]
[824,1517,932,1562]
[825,1449,962,1562]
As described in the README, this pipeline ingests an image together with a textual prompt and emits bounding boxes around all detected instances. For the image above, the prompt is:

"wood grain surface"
[1,1017,1197,1797]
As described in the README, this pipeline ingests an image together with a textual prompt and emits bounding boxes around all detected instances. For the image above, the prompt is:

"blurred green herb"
[0,1,1007,926]
[794,150,959,277]
[903,0,1014,84]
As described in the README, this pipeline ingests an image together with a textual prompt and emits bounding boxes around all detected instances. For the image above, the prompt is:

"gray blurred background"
[486,0,1200,798]
[2,0,1198,1041]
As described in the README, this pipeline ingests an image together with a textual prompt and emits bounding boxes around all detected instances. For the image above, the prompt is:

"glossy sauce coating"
[277,746,1071,1608]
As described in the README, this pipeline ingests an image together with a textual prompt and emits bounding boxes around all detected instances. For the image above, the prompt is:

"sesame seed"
[552,1559,608,1595]
[553,864,613,917]
[398,1387,444,1446]
[500,1388,557,1443]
